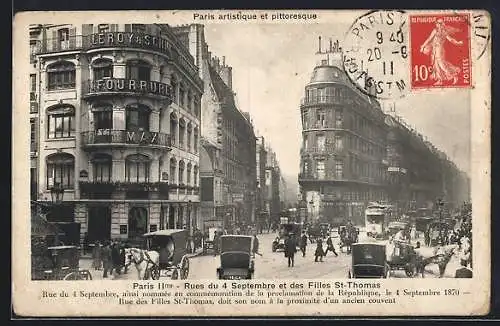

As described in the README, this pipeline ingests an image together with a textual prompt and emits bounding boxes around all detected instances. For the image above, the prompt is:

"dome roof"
[309,66,344,84]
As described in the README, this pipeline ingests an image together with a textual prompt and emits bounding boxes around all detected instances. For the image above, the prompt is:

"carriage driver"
[158,241,172,266]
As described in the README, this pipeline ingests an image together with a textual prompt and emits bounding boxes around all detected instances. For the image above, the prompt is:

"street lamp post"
[49,182,64,246]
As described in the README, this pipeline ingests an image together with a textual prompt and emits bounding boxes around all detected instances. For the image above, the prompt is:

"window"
[179,119,186,149]
[97,24,109,33]
[316,160,325,179]
[92,104,113,130]
[301,110,309,129]
[179,83,185,107]
[128,207,148,240]
[169,158,177,184]
[47,61,75,90]
[303,135,308,150]
[30,40,37,62]
[170,113,178,145]
[316,110,326,128]
[58,28,70,49]
[92,154,112,182]
[30,74,36,94]
[178,161,185,184]
[125,154,150,183]
[92,59,113,80]
[316,134,325,151]
[126,104,150,131]
[46,153,74,189]
[193,166,198,186]
[132,24,147,33]
[335,134,344,150]
[30,119,36,152]
[186,123,192,151]
[335,108,343,128]
[171,75,178,104]
[187,90,193,113]
[335,160,344,179]
[187,163,192,185]
[126,60,150,81]
[47,105,75,139]
[193,127,199,153]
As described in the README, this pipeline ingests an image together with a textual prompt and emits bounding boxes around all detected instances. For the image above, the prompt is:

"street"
[79,231,462,280]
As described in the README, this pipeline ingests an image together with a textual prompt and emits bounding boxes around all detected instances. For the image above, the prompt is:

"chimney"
[329,38,333,52]
[318,36,322,53]
[222,56,226,67]
[219,65,233,90]
[215,57,220,71]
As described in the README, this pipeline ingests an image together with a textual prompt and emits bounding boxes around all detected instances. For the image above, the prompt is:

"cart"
[38,245,93,280]
[386,241,418,277]
[143,229,190,280]
[348,243,388,278]
[216,235,255,280]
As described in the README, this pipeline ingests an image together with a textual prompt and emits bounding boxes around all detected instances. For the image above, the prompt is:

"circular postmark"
[343,10,410,100]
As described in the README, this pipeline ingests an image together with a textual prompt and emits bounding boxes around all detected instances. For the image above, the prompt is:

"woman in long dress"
[420,18,464,85]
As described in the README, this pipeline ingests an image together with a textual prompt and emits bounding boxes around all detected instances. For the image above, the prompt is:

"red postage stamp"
[410,13,472,88]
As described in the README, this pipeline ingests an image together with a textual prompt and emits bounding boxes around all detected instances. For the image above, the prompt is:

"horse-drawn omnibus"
[365,203,393,239]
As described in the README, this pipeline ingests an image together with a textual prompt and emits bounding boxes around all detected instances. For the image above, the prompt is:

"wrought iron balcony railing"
[79,181,170,194]
[81,130,171,148]
[300,95,343,106]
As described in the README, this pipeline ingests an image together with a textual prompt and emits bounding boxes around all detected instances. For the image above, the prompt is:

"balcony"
[300,95,343,106]
[81,130,171,149]
[83,78,172,100]
[301,146,337,155]
[80,181,169,196]
[36,36,85,54]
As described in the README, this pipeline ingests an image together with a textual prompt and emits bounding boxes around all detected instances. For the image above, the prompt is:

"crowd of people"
[86,239,129,279]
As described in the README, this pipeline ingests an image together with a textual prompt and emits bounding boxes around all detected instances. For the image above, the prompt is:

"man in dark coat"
[101,241,112,278]
[299,231,308,257]
[284,234,296,267]
[252,235,261,257]
[324,236,338,257]
[111,241,122,276]
[455,259,473,278]
[315,238,325,262]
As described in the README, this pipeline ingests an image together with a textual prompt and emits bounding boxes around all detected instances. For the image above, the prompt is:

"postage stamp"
[409,13,472,89]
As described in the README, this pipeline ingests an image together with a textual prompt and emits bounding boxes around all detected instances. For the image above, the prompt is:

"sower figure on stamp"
[420,18,464,85]
[284,233,296,267]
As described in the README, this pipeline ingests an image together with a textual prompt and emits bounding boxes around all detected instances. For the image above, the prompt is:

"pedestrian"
[101,241,112,278]
[315,238,325,262]
[299,231,308,257]
[213,231,219,257]
[324,236,338,257]
[111,241,122,277]
[119,243,126,274]
[92,240,102,270]
[252,235,262,257]
[284,234,296,267]
[83,232,89,255]
[454,259,473,278]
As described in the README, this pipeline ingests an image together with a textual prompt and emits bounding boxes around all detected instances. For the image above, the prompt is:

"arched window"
[126,60,151,81]
[171,75,178,104]
[92,103,113,130]
[193,165,198,186]
[126,104,150,131]
[92,153,112,182]
[47,61,75,90]
[179,83,185,107]
[128,206,148,240]
[178,160,185,184]
[125,154,150,183]
[179,118,186,149]
[193,127,199,153]
[186,122,192,152]
[47,104,75,139]
[170,112,178,146]
[46,153,74,189]
[186,163,192,185]
[92,58,113,80]
[169,157,177,184]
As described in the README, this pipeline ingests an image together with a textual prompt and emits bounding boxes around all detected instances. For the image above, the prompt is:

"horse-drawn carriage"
[216,235,255,280]
[33,245,93,280]
[202,220,224,254]
[347,243,388,278]
[127,229,190,280]
[428,221,451,246]
[386,240,418,277]
[272,222,302,252]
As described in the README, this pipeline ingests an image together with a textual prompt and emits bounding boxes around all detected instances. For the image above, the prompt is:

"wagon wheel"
[171,268,179,280]
[150,265,160,280]
[63,271,84,280]
[180,256,190,280]
[79,269,93,280]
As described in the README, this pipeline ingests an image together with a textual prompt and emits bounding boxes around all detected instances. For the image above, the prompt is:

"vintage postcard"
[12,9,491,316]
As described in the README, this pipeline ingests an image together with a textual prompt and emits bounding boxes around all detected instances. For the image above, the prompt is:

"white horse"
[125,248,160,280]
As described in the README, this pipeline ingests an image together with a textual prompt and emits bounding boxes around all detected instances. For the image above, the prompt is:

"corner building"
[298,40,388,226]
[33,24,203,244]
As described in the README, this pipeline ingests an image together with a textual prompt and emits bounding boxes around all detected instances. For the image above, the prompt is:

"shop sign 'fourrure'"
[89,78,171,97]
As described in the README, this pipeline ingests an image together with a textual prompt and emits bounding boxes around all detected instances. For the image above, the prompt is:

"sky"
[202,23,471,187]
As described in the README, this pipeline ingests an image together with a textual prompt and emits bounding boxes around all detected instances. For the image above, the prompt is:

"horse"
[415,244,459,278]
[124,248,160,280]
